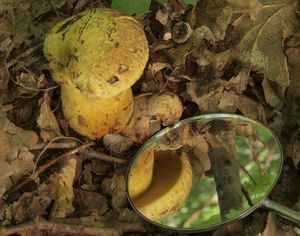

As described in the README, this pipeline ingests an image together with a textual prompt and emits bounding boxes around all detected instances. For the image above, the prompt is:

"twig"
[30,140,79,150]
[32,137,82,175]
[119,222,146,233]
[84,149,128,165]
[6,142,94,195]
[0,220,121,236]
[6,43,43,68]
[144,26,174,64]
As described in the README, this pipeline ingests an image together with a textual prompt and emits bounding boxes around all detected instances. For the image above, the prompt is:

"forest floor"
[0,0,300,235]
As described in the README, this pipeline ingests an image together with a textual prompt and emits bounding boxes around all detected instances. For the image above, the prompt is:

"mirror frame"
[126,113,284,233]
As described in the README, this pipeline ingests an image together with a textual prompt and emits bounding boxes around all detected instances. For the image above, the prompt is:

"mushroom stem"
[61,83,133,139]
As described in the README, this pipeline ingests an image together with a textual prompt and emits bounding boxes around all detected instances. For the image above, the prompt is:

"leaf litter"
[0,0,300,235]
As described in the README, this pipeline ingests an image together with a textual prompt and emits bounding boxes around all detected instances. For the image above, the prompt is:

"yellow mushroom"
[43,8,149,139]
[148,92,183,126]
[122,92,184,143]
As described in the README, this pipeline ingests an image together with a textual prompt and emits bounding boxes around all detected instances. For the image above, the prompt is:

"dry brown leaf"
[196,0,262,40]
[73,189,108,217]
[11,192,51,224]
[261,213,297,236]
[238,1,298,108]
[187,72,252,113]
[50,156,77,218]
[111,174,127,211]
[103,134,134,157]
[148,62,170,76]
[37,92,61,142]
[262,79,284,109]
[237,95,266,121]
[9,148,35,185]
[0,161,13,198]
[0,110,37,197]
[155,9,169,26]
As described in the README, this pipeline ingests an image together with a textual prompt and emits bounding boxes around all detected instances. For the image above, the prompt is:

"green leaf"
[111,0,151,15]
[157,0,167,4]
[184,0,199,5]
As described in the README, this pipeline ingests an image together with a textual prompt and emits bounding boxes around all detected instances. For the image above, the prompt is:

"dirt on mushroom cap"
[44,8,149,99]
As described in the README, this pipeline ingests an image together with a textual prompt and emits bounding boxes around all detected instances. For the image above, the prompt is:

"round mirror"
[126,114,283,232]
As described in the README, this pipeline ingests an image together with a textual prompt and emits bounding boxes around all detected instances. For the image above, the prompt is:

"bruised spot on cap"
[78,115,86,126]
[118,64,129,74]
[107,76,119,84]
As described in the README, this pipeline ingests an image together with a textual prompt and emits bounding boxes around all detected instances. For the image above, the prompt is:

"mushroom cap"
[61,82,133,139]
[44,8,149,99]
[148,92,183,126]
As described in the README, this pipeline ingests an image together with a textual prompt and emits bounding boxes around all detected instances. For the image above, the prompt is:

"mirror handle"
[263,199,300,224]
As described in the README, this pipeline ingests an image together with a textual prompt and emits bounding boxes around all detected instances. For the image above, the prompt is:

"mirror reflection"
[127,116,282,230]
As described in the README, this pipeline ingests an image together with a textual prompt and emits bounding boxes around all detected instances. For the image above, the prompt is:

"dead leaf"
[148,62,170,76]
[155,9,169,25]
[103,134,134,157]
[261,213,297,236]
[285,39,300,127]
[73,189,108,217]
[262,79,284,109]
[118,208,141,223]
[0,110,38,197]
[0,130,10,159]
[50,156,77,218]
[195,0,262,40]
[111,174,127,211]
[187,72,251,113]
[238,1,298,108]
[12,192,51,224]
[237,95,266,121]
[9,148,35,185]
[0,161,13,197]
[37,92,61,142]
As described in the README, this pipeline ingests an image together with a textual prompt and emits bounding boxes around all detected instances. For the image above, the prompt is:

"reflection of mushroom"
[128,148,154,200]
[129,150,193,221]
[43,8,148,139]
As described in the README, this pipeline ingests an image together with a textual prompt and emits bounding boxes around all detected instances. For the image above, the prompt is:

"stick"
[0,220,121,236]
[6,142,94,195]
[84,149,128,165]
[30,140,79,150]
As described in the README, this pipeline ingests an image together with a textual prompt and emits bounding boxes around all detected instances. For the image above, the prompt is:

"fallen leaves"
[0,0,300,234]
[238,1,298,108]
[195,0,262,39]
[261,213,297,236]
[50,156,77,218]
[0,110,37,197]
[11,193,51,224]
[37,93,61,142]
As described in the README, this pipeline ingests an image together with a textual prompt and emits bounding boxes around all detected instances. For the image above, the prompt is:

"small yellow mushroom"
[148,92,183,126]
[122,92,184,142]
